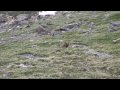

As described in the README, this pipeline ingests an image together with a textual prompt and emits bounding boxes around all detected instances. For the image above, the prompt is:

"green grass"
[0,11,120,79]
[107,13,120,21]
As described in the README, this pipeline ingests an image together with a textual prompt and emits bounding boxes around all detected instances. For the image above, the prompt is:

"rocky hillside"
[0,11,120,79]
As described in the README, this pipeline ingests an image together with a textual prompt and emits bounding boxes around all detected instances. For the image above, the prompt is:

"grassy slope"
[0,11,120,79]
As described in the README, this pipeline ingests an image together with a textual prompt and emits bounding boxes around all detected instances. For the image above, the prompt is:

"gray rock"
[113,38,120,44]
[84,49,113,59]
[50,31,62,36]
[108,27,116,32]
[31,45,38,48]
[63,22,81,30]
[18,53,41,60]
[19,64,28,68]
[3,72,11,78]
[108,21,120,32]
[111,21,120,27]
[16,14,30,21]
[88,22,96,30]
[36,26,51,35]
[79,29,91,34]
[53,22,82,35]
[0,14,7,24]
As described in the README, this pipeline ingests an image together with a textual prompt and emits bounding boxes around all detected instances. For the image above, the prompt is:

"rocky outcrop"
[62,22,82,30]
[0,14,34,33]
[50,22,82,36]
[16,14,30,21]
[108,21,120,32]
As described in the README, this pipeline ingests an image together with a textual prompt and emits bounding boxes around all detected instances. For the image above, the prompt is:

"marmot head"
[62,41,69,48]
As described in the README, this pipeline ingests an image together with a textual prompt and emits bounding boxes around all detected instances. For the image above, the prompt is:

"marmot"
[62,42,69,48]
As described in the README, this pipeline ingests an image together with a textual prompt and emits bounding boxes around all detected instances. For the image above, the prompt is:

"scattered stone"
[79,29,91,34]
[51,22,82,36]
[50,31,62,36]
[108,21,120,32]
[3,72,11,78]
[84,49,113,59]
[18,53,41,60]
[62,22,81,30]
[0,14,7,24]
[19,64,28,68]
[88,22,96,30]
[36,26,51,35]
[111,21,120,27]
[72,45,85,48]
[113,38,120,44]
[16,14,30,21]
[31,45,38,48]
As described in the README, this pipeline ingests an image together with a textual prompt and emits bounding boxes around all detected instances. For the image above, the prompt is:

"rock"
[88,22,96,30]
[0,14,7,24]
[30,14,39,23]
[62,22,81,30]
[72,45,85,48]
[16,14,30,21]
[41,25,48,28]
[0,15,21,33]
[20,20,29,25]
[18,53,35,59]
[36,26,51,35]
[53,22,82,35]
[79,29,91,34]
[108,27,116,32]
[113,38,120,44]
[19,64,28,68]
[108,21,120,32]
[84,49,113,59]
[31,45,38,48]
[50,31,62,36]
[18,53,41,60]
[111,21,120,27]
[3,72,11,78]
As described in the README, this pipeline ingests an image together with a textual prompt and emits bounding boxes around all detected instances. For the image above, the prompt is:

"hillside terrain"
[0,11,120,79]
